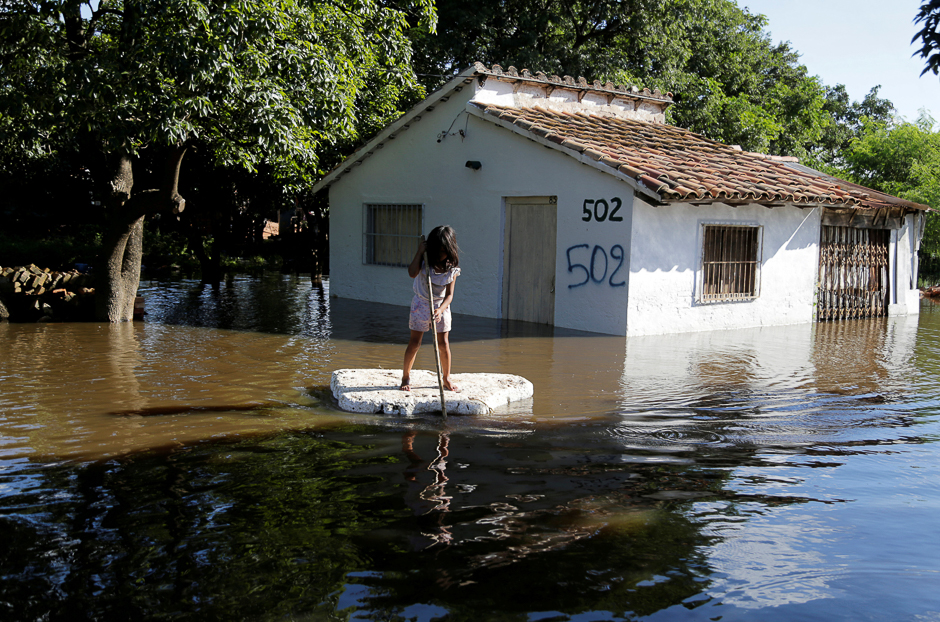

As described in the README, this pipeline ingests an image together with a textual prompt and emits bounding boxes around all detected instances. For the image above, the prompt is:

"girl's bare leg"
[436,331,458,392]
[401,330,424,390]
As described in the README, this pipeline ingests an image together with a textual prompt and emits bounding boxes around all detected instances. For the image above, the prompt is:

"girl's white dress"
[409,263,460,332]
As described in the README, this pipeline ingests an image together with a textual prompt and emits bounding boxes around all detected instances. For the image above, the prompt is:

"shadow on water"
[109,403,275,417]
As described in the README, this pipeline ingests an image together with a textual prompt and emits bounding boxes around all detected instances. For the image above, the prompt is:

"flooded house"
[313,63,929,336]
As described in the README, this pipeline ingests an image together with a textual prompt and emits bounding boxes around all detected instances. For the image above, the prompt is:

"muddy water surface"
[1,274,939,621]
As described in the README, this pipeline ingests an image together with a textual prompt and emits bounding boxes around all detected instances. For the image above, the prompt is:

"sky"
[742,0,938,124]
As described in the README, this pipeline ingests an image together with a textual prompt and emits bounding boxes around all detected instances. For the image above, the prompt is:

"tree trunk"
[96,154,142,322]
[95,147,188,321]
[97,214,145,322]
[308,191,329,278]
[188,223,221,287]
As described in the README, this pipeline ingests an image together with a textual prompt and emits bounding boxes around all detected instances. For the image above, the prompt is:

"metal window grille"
[363,204,423,266]
[701,225,761,301]
[816,226,889,320]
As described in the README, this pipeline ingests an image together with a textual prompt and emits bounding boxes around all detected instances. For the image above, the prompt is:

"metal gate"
[817,225,889,321]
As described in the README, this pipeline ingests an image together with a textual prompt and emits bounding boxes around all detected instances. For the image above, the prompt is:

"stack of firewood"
[0,265,96,322]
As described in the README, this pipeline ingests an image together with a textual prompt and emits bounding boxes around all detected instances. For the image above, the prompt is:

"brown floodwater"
[1,275,925,461]
[2,273,939,621]
[0,275,682,461]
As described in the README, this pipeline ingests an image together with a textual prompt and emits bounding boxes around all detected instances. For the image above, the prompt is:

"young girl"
[401,226,460,392]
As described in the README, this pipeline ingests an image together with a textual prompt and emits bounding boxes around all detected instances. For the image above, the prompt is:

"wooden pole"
[423,236,448,417]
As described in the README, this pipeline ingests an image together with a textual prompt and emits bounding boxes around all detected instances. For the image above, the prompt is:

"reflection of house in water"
[618,316,922,446]
[315,62,928,336]
[622,315,920,398]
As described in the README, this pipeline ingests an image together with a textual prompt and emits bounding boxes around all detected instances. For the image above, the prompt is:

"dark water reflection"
[1,274,939,621]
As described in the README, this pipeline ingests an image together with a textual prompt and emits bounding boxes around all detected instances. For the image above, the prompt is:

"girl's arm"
[407,239,426,278]
[433,279,456,321]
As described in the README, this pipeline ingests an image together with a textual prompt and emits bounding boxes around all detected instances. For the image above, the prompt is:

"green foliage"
[0,226,103,270]
[141,223,284,275]
[1,0,436,294]
[914,0,940,79]
[0,0,436,183]
[409,0,893,162]
[604,0,827,157]
[222,252,284,272]
[141,224,200,273]
[834,113,940,255]
[804,85,896,168]
[841,114,940,202]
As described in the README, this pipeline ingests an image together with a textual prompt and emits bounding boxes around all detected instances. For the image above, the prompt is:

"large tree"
[806,84,896,168]
[837,113,940,254]
[0,0,434,320]
[407,0,890,161]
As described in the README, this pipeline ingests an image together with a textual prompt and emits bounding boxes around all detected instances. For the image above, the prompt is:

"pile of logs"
[0,265,96,322]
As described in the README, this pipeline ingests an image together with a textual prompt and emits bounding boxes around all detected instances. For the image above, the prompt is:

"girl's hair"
[426,225,459,270]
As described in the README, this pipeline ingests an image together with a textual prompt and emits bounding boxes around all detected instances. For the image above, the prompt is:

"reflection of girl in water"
[401,430,452,549]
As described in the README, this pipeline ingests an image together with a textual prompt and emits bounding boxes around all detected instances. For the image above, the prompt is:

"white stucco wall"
[625,199,822,336]
[889,214,922,316]
[328,89,637,335]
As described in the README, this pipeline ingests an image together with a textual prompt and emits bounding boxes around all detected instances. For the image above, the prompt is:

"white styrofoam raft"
[330,369,534,415]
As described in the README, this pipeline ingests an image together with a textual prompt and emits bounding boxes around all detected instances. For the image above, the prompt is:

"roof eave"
[780,162,931,213]
[666,198,932,215]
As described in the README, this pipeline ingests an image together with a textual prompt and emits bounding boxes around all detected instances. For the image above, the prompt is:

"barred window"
[701,225,761,301]
[363,204,423,266]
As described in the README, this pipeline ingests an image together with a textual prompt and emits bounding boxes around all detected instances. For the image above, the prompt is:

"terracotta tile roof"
[476,104,929,212]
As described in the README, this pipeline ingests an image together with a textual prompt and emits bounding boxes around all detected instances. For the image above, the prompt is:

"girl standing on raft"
[401,226,460,392]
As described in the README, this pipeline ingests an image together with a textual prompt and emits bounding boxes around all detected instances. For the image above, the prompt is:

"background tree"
[914,0,940,78]
[407,0,893,161]
[0,0,435,320]
[836,113,940,256]
[806,85,896,168]
[407,0,656,83]
[0,148,104,269]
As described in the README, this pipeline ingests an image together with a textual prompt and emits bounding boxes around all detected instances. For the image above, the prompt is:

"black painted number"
[609,197,623,221]
[566,244,590,287]
[582,200,593,222]
[581,197,623,222]
[566,244,626,288]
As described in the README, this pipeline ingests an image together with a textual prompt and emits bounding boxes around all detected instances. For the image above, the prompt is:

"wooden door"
[503,199,557,324]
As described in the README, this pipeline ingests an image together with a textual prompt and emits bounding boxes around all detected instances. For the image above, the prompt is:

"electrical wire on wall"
[437,110,469,143]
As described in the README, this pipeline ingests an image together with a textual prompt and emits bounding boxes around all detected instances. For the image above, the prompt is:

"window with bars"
[700,224,761,302]
[363,203,424,266]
